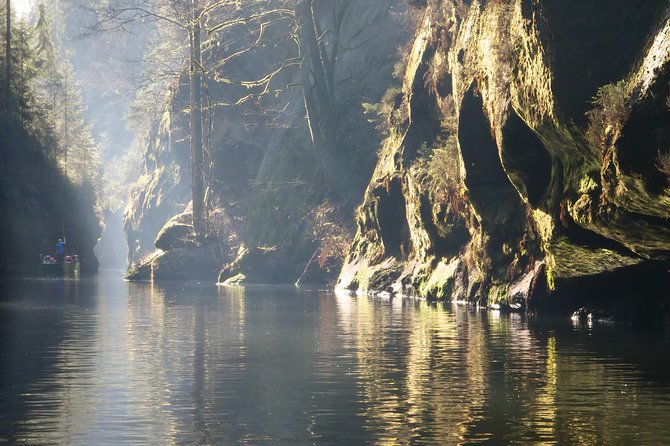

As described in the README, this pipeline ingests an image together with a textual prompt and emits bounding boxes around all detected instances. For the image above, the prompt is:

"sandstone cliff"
[124,1,409,283]
[338,0,670,322]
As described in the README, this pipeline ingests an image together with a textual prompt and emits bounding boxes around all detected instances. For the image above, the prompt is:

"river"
[1,271,669,444]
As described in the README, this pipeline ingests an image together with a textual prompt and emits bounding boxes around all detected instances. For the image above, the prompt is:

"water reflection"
[330,294,670,445]
[1,274,669,444]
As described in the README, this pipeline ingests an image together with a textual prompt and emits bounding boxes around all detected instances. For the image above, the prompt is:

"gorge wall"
[124,0,410,283]
[0,117,101,276]
[338,0,670,324]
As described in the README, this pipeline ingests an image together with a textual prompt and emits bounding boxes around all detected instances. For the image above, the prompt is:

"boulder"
[127,247,219,282]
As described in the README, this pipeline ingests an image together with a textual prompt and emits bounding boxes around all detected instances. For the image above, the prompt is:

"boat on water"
[41,259,80,278]
[42,238,79,278]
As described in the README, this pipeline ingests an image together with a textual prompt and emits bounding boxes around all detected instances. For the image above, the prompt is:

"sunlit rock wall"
[338,0,670,315]
[123,87,192,266]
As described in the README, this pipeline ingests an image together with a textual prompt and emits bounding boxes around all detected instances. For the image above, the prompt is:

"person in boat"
[55,238,66,264]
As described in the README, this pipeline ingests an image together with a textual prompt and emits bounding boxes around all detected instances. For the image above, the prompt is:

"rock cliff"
[0,117,101,275]
[338,0,670,323]
[124,1,409,283]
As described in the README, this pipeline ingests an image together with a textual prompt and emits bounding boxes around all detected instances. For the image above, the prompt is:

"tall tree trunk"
[63,66,69,171]
[190,3,206,236]
[295,0,350,199]
[4,0,10,105]
[18,22,23,124]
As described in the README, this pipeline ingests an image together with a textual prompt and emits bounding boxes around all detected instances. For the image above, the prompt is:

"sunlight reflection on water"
[1,272,669,444]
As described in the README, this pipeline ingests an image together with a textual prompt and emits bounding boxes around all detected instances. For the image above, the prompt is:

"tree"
[57,59,95,180]
[89,0,297,236]
[190,1,206,236]
[34,3,55,65]
[89,0,400,237]
[0,3,42,120]
[0,0,101,195]
[90,0,211,235]
[4,0,10,105]
[14,19,37,124]
[18,2,102,186]
[208,0,390,199]
[294,0,349,197]
[32,2,61,155]
[293,0,399,199]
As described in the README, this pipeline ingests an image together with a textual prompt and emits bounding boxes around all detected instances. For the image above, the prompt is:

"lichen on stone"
[338,0,670,310]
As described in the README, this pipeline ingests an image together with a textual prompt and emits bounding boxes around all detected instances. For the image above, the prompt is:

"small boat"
[42,261,80,278]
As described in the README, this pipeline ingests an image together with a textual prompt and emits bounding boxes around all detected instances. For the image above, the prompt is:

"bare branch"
[207,8,294,34]
[82,5,188,39]
[213,16,289,69]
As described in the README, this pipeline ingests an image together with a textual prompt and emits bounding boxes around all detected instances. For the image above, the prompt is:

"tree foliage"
[0,1,102,194]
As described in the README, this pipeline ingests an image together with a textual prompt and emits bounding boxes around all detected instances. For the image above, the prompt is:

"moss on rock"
[338,0,670,314]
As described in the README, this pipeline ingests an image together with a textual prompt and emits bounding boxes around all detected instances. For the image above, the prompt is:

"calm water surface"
[1,271,670,445]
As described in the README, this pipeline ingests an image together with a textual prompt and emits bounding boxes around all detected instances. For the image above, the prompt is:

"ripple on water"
[1,274,670,444]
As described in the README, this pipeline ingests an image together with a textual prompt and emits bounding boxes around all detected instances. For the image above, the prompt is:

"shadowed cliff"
[0,116,101,276]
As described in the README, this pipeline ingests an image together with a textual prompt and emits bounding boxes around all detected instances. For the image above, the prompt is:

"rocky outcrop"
[125,246,220,282]
[338,0,670,316]
[124,94,192,265]
[154,212,197,251]
[125,0,410,284]
[125,207,239,282]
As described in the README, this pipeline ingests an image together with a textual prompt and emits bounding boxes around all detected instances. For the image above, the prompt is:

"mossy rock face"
[218,245,298,285]
[125,259,153,281]
[218,273,246,286]
[123,85,195,266]
[152,248,219,281]
[127,248,219,282]
[154,212,196,251]
[338,0,670,316]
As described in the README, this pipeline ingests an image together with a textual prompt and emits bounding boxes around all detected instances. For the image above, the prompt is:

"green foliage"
[362,85,402,134]
[0,1,103,213]
[309,201,354,272]
[0,12,39,122]
[34,3,55,66]
[657,150,670,183]
[422,136,461,195]
[585,80,630,153]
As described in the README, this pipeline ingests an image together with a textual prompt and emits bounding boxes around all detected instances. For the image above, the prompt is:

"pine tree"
[13,20,37,124]
[34,3,55,67]
[4,0,10,105]
[54,58,100,186]
[32,3,62,159]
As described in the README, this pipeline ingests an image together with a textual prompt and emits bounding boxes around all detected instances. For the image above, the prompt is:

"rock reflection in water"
[334,294,490,444]
[1,274,669,444]
[332,294,670,444]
